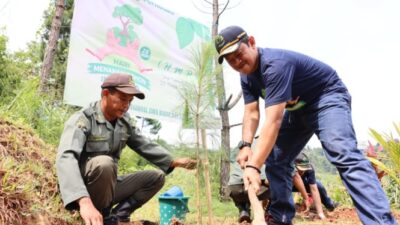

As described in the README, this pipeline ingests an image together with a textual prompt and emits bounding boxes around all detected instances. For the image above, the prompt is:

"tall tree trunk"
[212,0,231,200]
[39,0,65,93]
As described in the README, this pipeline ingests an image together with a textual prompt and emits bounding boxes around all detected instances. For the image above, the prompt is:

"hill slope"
[0,117,78,224]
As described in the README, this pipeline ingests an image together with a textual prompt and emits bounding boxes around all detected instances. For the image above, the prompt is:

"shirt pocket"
[119,133,130,149]
[86,139,110,153]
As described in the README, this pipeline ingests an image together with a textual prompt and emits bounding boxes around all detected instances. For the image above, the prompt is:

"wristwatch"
[238,140,252,150]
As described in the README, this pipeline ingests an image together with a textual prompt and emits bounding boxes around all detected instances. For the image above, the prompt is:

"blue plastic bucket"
[159,196,189,225]
[162,185,184,197]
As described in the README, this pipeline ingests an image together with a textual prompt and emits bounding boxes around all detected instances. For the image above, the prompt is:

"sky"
[0,0,49,51]
[1,0,399,148]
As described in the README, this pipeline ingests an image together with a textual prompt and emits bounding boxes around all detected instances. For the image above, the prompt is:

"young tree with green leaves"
[194,0,243,199]
[180,41,222,225]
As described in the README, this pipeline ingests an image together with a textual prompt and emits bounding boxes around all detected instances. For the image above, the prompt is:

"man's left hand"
[172,158,197,170]
[243,166,262,194]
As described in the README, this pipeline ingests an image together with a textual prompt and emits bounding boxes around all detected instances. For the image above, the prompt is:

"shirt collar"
[93,101,126,128]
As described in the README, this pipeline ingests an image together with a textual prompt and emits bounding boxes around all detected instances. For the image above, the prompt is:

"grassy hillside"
[0,117,79,224]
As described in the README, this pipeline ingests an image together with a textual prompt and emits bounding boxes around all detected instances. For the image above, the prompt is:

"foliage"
[118,148,154,174]
[369,123,400,180]
[178,41,222,224]
[321,174,353,207]
[0,78,76,145]
[383,176,400,208]
[302,146,337,174]
[119,144,222,195]
[118,146,237,220]
[136,117,162,135]
[369,123,400,207]
[0,32,24,104]
[180,41,222,129]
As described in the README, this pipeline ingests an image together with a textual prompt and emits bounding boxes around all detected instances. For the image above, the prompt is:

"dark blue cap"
[214,26,248,64]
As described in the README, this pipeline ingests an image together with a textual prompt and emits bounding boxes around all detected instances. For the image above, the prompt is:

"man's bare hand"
[236,147,253,169]
[243,166,261,194]
[172,158,197,170]
[78,197,103,225]
[301,196,311,213]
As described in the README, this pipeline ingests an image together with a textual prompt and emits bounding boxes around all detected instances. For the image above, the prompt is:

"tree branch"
[229,122,242,128]
[226,90,242,110]
[218,0,230,18]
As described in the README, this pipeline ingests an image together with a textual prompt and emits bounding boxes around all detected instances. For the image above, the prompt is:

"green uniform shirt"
[56,101,173,209]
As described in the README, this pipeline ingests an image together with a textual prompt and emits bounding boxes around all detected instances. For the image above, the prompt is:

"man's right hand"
[171,158,197,170]
[243,165,262,193]
[236,147,253,169]
[78,197,103,225]
[301,196,311,212]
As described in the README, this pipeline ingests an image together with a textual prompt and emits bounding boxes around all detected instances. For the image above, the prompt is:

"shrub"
[0,78,76,145]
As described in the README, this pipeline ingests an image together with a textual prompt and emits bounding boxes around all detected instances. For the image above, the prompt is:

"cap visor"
[116,86,145,99]
[296,165,312,171]
[218,42,240,64]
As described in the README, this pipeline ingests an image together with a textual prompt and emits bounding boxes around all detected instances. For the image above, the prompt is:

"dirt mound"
[294,207,400,225]
[0,118,78,225]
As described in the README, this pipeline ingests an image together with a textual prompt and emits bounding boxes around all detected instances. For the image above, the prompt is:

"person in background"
[292,153,338,219]
[291,167,311,213]
[56,73,196,225]
[215,25,397,225]
[228,136,270,223]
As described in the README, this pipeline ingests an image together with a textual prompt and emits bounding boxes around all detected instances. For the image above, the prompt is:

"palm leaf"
[367,157,400,185]
[369,124,400,184]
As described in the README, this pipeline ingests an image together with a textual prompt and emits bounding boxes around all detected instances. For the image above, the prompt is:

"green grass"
[316,173,353,207]
[128,167,238,224]
[119,146,356,224]
[126,169,354,224]
[128,165,397,225]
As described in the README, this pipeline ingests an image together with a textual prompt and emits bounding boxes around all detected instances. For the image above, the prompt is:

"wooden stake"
[248,186,267,225]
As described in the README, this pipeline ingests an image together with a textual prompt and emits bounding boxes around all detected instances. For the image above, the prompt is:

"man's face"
[103,89,134,120]
[224,37,259,75]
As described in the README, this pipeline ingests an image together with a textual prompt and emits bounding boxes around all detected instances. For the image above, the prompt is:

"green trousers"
[83,155,165,211]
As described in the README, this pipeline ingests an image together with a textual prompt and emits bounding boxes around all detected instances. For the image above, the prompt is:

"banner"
[64,0,210,121]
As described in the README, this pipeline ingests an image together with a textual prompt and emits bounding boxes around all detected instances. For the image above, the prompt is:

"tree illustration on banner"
[86,4,152,73]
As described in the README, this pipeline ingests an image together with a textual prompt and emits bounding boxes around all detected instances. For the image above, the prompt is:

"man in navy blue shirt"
[214,26,397,225]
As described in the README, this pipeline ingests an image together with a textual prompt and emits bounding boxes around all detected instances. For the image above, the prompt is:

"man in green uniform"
[56,73,196,225]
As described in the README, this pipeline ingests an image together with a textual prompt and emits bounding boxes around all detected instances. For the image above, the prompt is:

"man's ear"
[248,36,256,47]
